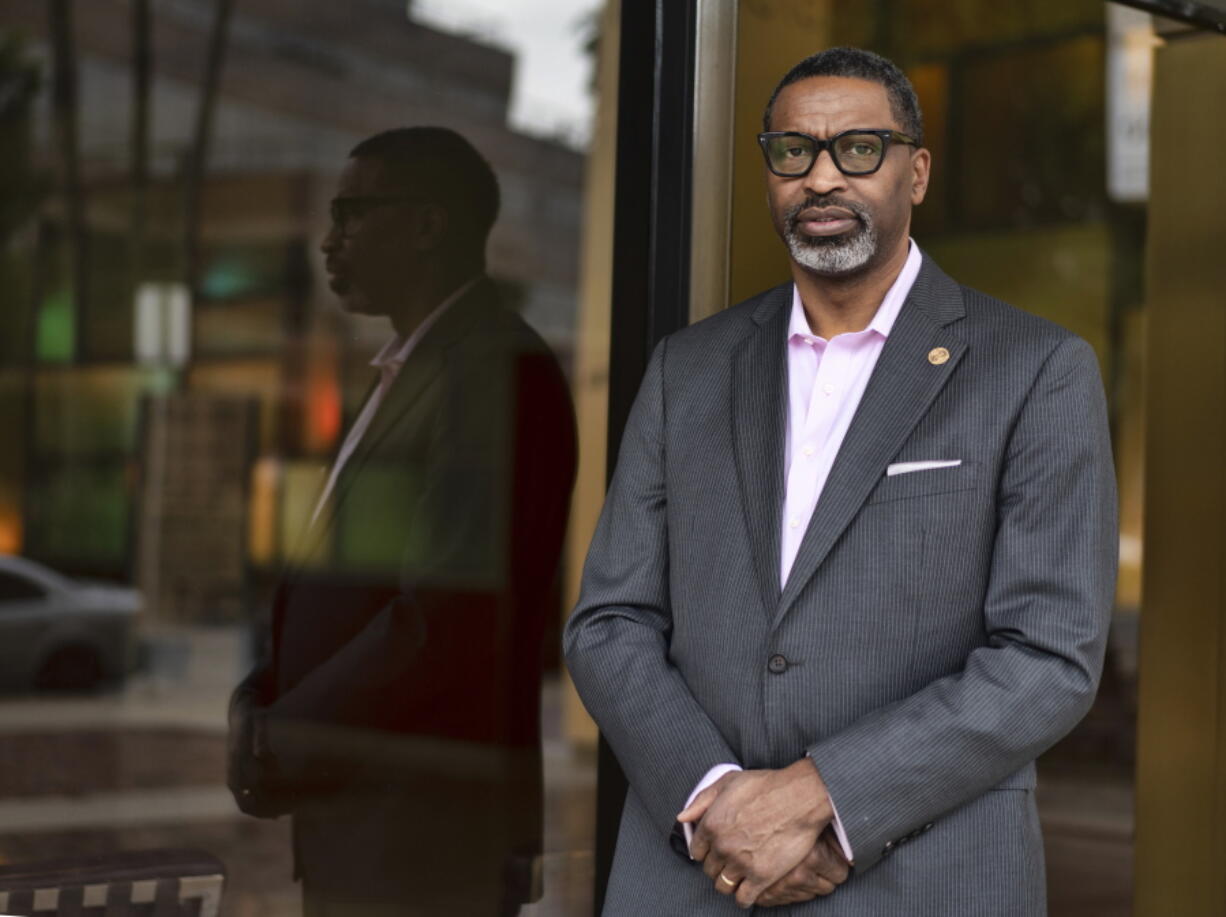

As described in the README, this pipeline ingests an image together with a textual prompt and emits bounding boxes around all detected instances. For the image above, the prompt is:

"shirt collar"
[371,275,482,372]
[788,239,923,342]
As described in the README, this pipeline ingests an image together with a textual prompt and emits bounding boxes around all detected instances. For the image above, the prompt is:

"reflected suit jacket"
[230,278,577,907]
[564,253,1117,916]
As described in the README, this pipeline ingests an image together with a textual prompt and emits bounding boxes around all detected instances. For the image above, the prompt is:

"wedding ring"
[718,873,738,887]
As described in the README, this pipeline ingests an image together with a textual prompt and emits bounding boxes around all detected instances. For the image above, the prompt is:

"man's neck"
[387,267,480,338]
[792,240,910,339]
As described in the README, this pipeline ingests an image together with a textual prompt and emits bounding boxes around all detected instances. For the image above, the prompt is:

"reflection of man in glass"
[227,128,577,916]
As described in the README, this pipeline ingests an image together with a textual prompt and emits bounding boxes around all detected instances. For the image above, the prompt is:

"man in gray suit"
[564,47,1116,914]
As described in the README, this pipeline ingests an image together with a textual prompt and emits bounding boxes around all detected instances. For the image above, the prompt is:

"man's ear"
[910,147,931,206]
[412,203,449,251]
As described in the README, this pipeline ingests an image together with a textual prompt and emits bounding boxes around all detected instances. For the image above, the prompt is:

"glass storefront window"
[0,1,602,913]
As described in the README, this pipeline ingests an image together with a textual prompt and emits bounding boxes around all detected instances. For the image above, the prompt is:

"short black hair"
[763,47,923,146]
[349,126,500,245]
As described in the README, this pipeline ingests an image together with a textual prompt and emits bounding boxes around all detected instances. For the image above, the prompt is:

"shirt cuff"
[805,752,855,863]
[681,763,742,857]
[827,795,855,864]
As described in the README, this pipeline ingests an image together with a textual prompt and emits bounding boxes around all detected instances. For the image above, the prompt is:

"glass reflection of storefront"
[0,0,595,913]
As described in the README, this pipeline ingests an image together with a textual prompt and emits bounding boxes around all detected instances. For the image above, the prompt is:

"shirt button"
[803,446,814,457]
[768,654,788,674]
[823,383,835,395]
[789,517,800,528]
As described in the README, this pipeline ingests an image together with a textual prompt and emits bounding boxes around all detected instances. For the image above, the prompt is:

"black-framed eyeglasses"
[757,128,918,177]
[328,194,428,235]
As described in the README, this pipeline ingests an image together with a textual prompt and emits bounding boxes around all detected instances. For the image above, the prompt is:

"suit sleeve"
[226,653,288,816]
[806,335,1118,872]
[564,338,741,841]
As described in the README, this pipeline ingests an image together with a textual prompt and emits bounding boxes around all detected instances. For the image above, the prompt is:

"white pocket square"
[886,459,962,477]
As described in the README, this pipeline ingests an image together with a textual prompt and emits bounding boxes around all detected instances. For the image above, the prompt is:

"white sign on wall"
[1107,4,1159,203]
[134,282,191,366]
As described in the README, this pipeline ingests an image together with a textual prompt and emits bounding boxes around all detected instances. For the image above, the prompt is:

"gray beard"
[785,214,878,276]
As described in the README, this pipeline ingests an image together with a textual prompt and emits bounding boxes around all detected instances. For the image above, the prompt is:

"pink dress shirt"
[683,241,924,864]
[780,241,921,585]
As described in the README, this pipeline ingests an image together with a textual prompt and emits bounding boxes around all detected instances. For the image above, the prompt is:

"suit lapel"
[294,279,492,565]
[344,280,490,485]
[774,256,968,624]
[732,284,791,619]
[282,371,380,572]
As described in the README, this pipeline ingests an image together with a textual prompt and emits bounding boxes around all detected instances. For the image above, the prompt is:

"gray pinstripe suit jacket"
[564,253,1118,916]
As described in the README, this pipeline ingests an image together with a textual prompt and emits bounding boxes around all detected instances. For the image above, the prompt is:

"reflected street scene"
[0,0,599,914]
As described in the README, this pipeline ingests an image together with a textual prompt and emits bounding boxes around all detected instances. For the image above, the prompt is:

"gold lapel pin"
[928,346,950,365]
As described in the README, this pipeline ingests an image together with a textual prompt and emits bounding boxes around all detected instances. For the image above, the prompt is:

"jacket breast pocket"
[865,460,980,504]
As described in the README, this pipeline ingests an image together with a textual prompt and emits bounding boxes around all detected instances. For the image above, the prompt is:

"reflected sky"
[413,0,599,146]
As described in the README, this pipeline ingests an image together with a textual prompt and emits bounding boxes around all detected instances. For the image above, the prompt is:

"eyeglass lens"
[329,195,425,234]
[764,132,886,176]
[329,199,366,233]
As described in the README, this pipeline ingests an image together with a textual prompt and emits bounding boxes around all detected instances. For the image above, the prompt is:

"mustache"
[785,195,869,226]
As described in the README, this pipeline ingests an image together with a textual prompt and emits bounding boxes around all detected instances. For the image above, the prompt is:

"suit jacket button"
[767,654,788,674]
[882,840,895,856]
[923,822,934,832]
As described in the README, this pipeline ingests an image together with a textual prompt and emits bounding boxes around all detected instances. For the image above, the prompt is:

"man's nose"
[801,148,848,196]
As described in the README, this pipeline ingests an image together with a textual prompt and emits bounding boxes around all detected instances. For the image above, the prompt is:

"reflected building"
[0,0,584,628]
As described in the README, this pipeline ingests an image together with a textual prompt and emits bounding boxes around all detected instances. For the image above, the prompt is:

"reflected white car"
[0,555,141,692]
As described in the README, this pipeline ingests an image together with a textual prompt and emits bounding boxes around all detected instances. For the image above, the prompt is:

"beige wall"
[562,0,621,749]
[1134,30,1226,917]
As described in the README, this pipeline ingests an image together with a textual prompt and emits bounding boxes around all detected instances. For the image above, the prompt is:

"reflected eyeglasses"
[328,195,428,235]
[757,129,918,177]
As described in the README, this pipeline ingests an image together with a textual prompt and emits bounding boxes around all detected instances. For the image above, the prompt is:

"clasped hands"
[677,759,851,909]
